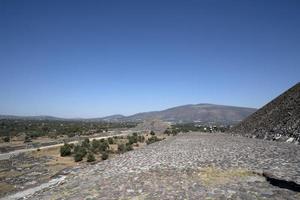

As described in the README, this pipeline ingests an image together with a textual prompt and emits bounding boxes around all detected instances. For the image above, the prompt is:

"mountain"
[123,104,256,124]
[0,115,65,121]
[230,82,300,143]
[0,104,257,124]
[88,115,125,122]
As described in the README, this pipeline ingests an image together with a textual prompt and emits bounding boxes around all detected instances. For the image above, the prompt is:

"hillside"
[231,82,300,143]
[124,104,256,124]
[0,104,256,125]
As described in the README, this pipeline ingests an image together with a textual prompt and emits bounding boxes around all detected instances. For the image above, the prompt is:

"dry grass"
[31,146,77,177]
[0,170,22,179]
[0,182,15,194]
[198,167,255,186]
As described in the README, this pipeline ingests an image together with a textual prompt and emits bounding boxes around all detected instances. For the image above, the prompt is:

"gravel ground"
[17,133,300,199]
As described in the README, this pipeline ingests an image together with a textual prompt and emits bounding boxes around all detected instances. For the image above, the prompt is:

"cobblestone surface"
[29,133,300,199]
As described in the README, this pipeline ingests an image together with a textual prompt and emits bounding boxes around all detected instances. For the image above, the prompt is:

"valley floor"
[5,133,300,199]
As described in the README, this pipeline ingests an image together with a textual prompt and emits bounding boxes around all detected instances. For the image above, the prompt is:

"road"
[0,133,129,161]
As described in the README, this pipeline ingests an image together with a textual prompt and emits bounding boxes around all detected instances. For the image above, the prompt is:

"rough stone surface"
[24,133,300,200]
[230,82,300,143]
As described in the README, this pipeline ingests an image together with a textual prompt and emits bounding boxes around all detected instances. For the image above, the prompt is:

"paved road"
[27,132,300,200]
[0,133,129,161]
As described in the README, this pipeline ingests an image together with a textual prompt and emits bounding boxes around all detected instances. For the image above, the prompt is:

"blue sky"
[0,0,299,118]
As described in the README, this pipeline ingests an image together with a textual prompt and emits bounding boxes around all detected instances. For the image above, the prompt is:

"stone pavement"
[27,133,300,199]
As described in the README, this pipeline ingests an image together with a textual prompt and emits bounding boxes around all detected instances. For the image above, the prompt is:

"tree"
[125,143,133,151]
[82,138,90,149]
[73,145,87,162]
[137,135,145,143]
[108,137,114,144]
[146,136,162,145]
[101,152,109,160]
[150,131,155,136]
[99,140,109,152]
[87,152,96,162]
[24,135,32,143]
[60,143,72,157]
[118,143,126,153]
[3,136,10,143]
[74,152,84,162]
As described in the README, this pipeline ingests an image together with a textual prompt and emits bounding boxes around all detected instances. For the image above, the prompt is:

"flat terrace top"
[28,133,300,199]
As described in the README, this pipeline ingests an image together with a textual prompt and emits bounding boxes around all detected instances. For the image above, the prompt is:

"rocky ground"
[4,132,300,199]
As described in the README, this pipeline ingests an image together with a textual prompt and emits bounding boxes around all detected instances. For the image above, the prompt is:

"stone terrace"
[29,133,300,199]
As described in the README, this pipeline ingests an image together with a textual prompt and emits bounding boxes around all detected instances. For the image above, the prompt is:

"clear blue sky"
[0,0,299,118]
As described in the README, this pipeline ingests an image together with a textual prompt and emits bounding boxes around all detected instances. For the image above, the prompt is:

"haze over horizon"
[1,0,299,118]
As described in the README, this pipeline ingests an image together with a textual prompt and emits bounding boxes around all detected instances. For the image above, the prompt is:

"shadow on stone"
[263,172,300,192]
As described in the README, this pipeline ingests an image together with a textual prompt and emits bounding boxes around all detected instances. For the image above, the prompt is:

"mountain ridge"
[0,103,257,124]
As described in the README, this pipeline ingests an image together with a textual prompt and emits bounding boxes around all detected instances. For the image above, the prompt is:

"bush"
[24,135,32,143]
[146,136,162,145]
[164,129,171,136]
[3,136,10,143]
[60,143,72,156]
[125,143,133,151]
[91,139,100,152]
[74,152,84,162]
[137,135,145,143]
[82,138,90,149]
[99,140,109,152]
[87,152,96,162]
[118,143,126,153]
[127,135,137,145]
[150,131,155,136]
[76,145,87,155]
[101,152,109,160]
[108,137,114,144]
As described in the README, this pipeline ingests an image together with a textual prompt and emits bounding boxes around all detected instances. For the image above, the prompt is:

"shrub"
[91,139,100,153]
[60,143,72,156]
[150,131,155,136]
[108,137,114,144]
[73,144,87,161]
[3,136,10,143]
[87,152,96,162]
[127,135,137,145]
[172,130,178,136]
[164,129,171,136]
[146,136,162,145]
[118,143,126,153]
[125,143,133,151]
[82,138,90,149]
[101,152,109,160]
[24,135,32,143]
[99,140,109,152]
[137,135,145,143]
[74,152,84,162]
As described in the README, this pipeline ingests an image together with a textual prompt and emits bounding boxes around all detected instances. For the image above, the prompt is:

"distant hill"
[230,82,300,143]
[123,104,256,124]
[0,115,65,121]
[0,104,257,124]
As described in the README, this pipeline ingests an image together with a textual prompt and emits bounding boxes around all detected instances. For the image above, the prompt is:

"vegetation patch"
[198,167,255,186]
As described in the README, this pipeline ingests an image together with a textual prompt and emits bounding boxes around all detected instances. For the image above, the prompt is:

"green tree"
[87,152,96,162]
[118,143,126,153]
[60,143,72,157]
[150,131,155,136]
[108,137,114,144]
[101,152,109,160]
[125,143,133,151]
[3,136,10,143]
